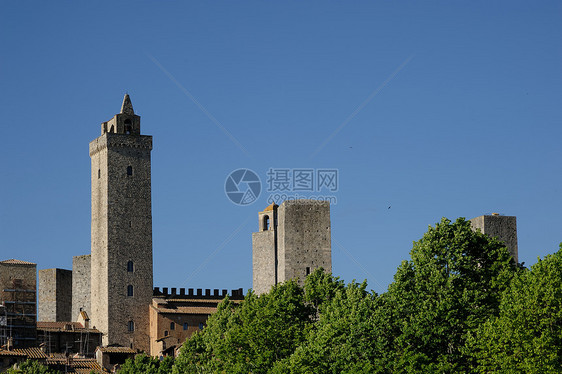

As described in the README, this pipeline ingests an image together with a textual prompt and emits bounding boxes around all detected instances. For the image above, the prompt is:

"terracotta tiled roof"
[36,321,101,334]
[38,321,83,329]
[0,349,27,357]
[0,259,36,265]
[46,357,108,373]
[262,203,278,212]
[153,305,218,315]
[12,347,48,359]
[96,346,137,354]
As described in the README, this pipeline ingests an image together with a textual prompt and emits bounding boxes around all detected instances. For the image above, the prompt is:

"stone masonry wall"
[72,255,91,321]
[38,268,72,322]
[470,214,518,263]
[90,128,153,352]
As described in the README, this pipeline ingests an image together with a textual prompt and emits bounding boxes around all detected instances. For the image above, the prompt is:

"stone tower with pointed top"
[89,94,153,351]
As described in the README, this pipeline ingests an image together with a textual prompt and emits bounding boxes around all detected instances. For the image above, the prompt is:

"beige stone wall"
[38,268,72,322]
[72,255,91,322]
[252,200,332,294]
[278,200,331,284]
[470,215,518,263]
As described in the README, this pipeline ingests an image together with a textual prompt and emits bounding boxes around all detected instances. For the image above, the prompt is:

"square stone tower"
[38,268,72,322]
[470,213,518,263]
[89,95,153,351]
[252,200,332,295]
[72,255,91,322]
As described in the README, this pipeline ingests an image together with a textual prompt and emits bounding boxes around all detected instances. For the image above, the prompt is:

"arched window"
[128,320,134,332]
[124,119,132,134]
[127,285,133,297]
[170,322,175,330]
[127,166,133,176]
[263,215,270,231]
[164,330,169,337]
[127,261,133,273]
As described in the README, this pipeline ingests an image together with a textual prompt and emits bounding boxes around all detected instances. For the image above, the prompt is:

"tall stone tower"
[252,200,331,295]
[470,213,518,263]
[89,94,153,351]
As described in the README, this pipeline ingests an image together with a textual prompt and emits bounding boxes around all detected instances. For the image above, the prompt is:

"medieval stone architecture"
[71,254,91,324]
[89,94,154,351]
[38,268,72,322]
[252,200,332,295]
[470,213,518,262]
[0,260,37,349]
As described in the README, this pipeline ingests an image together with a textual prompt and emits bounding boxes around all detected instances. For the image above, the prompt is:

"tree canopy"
[110,216,560,373]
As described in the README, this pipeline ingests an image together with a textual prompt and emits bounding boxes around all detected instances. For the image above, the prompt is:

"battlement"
[89,133,153,156]
[153,287,245,300]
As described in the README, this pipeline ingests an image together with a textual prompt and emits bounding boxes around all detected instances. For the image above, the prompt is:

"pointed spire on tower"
[120,94,134,115]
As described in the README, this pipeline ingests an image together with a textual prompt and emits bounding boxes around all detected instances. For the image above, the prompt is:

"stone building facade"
[72,255,91,322]
[38,268,72,322]
[470,213,518,263]
[89,94,153,351]
[0,259,37,348]
[149,287,244,357]
[252,200,332,295]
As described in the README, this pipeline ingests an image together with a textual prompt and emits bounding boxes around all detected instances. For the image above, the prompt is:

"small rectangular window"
[170,322,175,330]
[127,166,133,176]
[127,285,134,297]
[306,267,311,276]
[98,169,101,179]
[183,323,188,330]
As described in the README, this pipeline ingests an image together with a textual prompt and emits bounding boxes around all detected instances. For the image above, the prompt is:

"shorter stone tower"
[252,200,332,294]
[72,255,91,322]
[38,268,72,322]
[470,213,518,263]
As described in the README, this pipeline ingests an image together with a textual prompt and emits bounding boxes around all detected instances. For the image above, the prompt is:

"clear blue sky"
[1,1,561,294]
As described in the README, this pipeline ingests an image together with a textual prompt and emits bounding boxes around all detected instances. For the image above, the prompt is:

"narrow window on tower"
[124,119,132,134]
[170,322,175,330]
[127,285,134,297]
[263,215,270,231]
[127,166,133,176]
[128,320,134,332]
[306,267,311,276]
[98,169,101,179]
[127,261,133,273]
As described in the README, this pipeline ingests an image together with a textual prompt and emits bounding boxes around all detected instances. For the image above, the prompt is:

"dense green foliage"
[469,244,562,372]
[118,353,173,374]
[7,360,60,374]
[112,217,560,373]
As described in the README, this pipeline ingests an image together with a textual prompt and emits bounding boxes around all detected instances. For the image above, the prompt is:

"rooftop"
[0,259,36,265]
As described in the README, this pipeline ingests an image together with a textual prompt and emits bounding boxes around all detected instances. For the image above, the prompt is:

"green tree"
[273,279,388,374]
[470,244,562,373]
[173,281,314,373]
[384,217,519,372]
[118,353,173,374]
[7,360,60,374]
